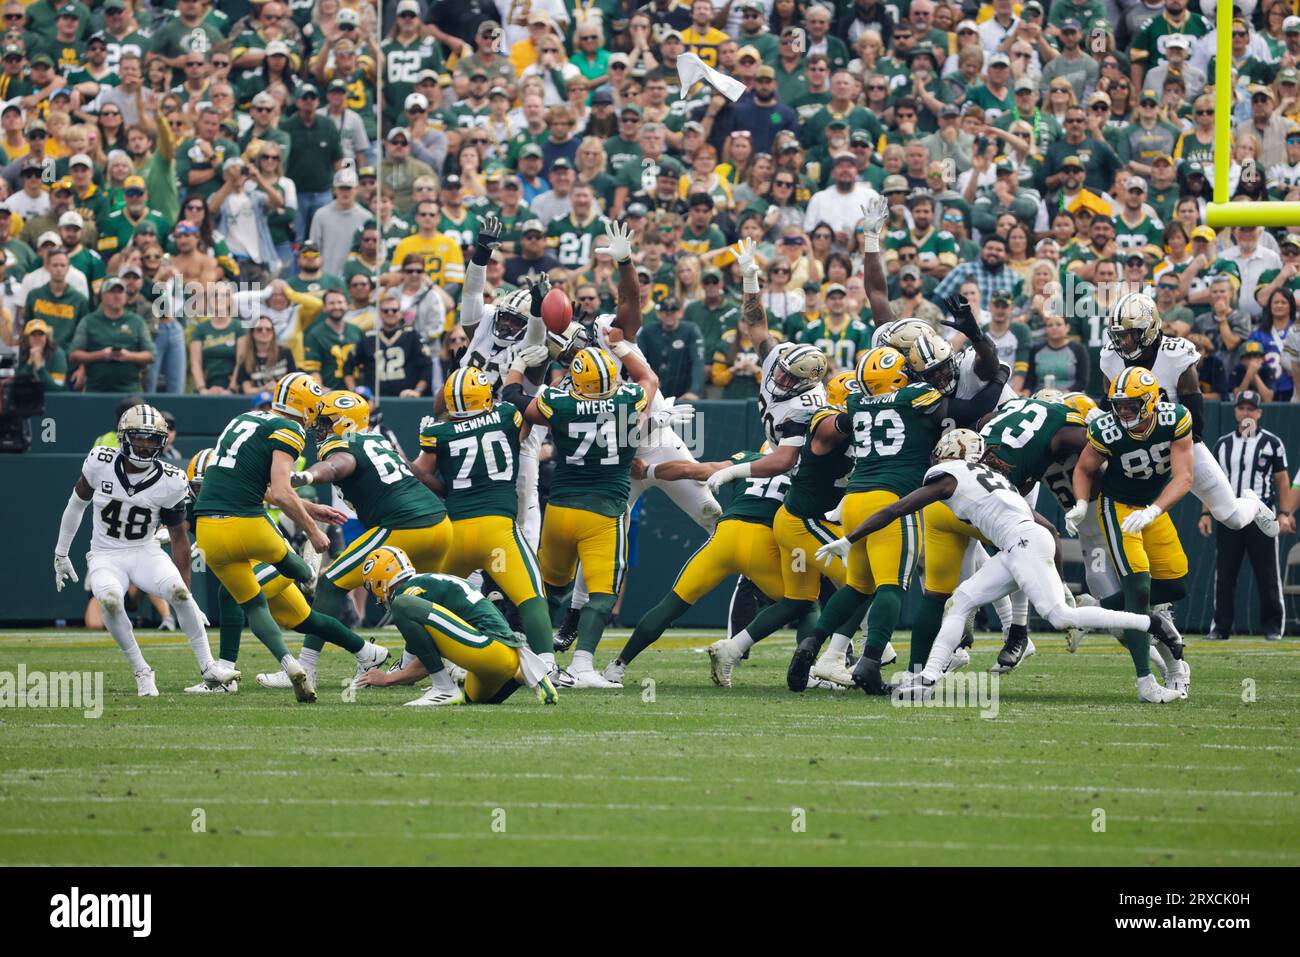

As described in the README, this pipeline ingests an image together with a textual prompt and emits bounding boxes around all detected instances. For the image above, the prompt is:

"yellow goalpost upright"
[1207,1,1300,226]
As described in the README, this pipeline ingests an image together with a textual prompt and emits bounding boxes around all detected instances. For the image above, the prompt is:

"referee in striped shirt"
[1201,391,1297,641]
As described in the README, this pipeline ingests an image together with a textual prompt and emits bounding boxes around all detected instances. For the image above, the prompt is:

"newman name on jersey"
[82,446,189,552]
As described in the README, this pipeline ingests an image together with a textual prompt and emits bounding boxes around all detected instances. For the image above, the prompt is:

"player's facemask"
[1111,396,1154,436]
[121,429,166,466]
[920,356,958,395]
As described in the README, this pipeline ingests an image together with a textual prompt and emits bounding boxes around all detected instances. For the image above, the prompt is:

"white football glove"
[706,462,748,495]
[860,192,888,251]
[728,236,759,278]
[651,401,694,430]
[53,553,78,592]
[1121,504,1163,535]
[603,218,633,262]
[1063,499,1088,537]
[510,343,550,373]
[815,537,852,567]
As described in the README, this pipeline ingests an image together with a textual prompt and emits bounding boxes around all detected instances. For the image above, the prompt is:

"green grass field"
[2,628,1298,866]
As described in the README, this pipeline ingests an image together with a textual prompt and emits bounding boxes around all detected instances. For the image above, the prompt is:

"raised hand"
[940,293,980,339]
[730,237,758,281]
[603,219,633,262]
[473,213,502,265]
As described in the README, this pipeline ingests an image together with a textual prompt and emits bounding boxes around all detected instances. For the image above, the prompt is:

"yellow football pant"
[671,519,785,604]
[253,563,312,627]
[323,518,453,590]
[419,601,521,703]
[539,504,628,595]
[442,515,544,606]
[196,515,292,604]
[840,490,922,592]
[771,505,845,601]
[922,501,987,595]
[1098,497,1188,579]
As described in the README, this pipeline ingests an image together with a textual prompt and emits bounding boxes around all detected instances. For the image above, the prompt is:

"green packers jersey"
[845,384,944,495]
[979,398,1086,490]
[1087,402,1192,507]
[418,402,523,521]
[796,318,874,372]
[720,450,790,525]
[546,214,606,269]
[381,37,444,123]
[437,209,479,250]
[538,383,647,517]
[1114,212,1164,253]
[783,407,853,519]
[318,431,445,529]
[302,320,363,390]
[195,411,306,517]
[393,573,518,646]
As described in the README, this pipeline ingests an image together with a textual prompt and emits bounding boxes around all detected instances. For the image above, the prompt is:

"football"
[542,286,573,333]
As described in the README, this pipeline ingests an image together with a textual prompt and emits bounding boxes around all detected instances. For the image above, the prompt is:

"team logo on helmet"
[934,428,985,463]
[117,404,169,467]
[445,367,495,418]
[569,346,618,399]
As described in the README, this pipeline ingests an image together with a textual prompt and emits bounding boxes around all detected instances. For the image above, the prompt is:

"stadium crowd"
[0,0,1298,410]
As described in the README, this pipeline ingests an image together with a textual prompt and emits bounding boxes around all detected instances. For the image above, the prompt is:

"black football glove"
[941,294,981,341]
[472,213,503,266]
[528,276,552,318]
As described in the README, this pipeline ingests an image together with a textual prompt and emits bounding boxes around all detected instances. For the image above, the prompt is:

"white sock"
[299,647,320,674]
[732,630,754,653]
[540,651,556,669]
[572,650,594,672]
[1229,496,1258,529]
[992,594,1013,629]
[355,641,376,661]
[103,601,149,672]
[173,596,214,671]
[400,650,417,669]
[923,614,967,682]
[428,668,457,694]
[826,633,851,656]
[1010,591,1030,628]
[218,658,237,671]
[280,653,298,672]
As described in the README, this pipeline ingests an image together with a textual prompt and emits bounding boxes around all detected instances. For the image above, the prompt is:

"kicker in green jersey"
[537,383,647,517]
[392,573,519,646]
[418,402,524,520]
[195,411,306,517]
[844,383,944,496]
[1087,402,1193,507]
[318,432,446,528]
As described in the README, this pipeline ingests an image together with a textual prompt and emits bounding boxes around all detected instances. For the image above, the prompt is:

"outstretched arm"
[940,293,998,381]
[731,237,774,359]
[844,476,954,544]
[860,194,897,327]
[462,213,503,330]
[603,220,641,339]
[291,450,359,488]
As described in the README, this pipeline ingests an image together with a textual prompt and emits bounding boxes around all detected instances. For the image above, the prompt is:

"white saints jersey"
[81,447,190,553]
[925,459,1035,552]
[955,348,1017,403]
[461,312,540,398]
[758,343,828,446]
[1099,334,1198,396]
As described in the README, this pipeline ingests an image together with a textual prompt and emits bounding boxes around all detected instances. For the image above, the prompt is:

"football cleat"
[806,676,848,691]
[202,661,241,687]
[786,635,823,692]
[892,674,935,702]
[298,536,324,604]
[284,658,317,703]
[1062,587,1085,652]
[1202,630,1228,641]
[1137,674,1183,704]
[353,642,390,686]
[404,688,466,707]
[567,668,622,689]
[945,647,971,672]
[707,638,744,688]
[992,626,1035,674]
[534,673,559,705]
[1245,489,1280,538]
[1168,659,1191,698]
[549,665,577,689]
[810,649,856,687]
[851,656,890,696]
[601,660,628,687]
[158,614,177,632]
[185,678,237,694]
[554,607,580,652]
[135,668,159,697]
[257,670,293,689]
